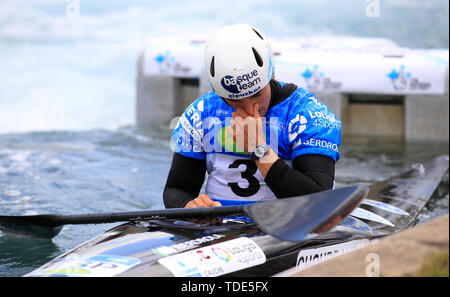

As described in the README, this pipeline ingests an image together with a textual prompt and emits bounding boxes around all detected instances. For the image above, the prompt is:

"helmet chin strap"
[268,79,275,108]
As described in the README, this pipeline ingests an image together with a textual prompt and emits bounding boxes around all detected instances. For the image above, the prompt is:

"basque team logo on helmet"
[220,70,262,98]
[205,24,274,99]
[220,75,240,94]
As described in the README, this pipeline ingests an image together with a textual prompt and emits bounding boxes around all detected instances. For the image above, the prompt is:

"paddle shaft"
[0,186,368,241]
[4,205,246,228]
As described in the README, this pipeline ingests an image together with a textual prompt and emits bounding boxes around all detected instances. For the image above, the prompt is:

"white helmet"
[204,24,274,100]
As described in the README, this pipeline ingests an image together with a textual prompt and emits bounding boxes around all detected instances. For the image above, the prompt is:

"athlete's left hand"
[229,103,266,154]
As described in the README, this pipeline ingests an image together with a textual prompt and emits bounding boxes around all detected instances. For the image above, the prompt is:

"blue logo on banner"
[387,65,431,92]
[301,65,342,90]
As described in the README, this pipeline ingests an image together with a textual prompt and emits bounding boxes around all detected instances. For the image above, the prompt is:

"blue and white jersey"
[171,82,341,204]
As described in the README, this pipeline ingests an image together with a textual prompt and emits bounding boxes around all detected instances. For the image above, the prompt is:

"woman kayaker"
[163,24,341,208]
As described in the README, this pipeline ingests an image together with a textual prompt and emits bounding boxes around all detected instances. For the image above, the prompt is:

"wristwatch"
[250,144,270,160]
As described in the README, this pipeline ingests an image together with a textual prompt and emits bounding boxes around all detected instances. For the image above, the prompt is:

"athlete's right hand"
[185,194,222,208]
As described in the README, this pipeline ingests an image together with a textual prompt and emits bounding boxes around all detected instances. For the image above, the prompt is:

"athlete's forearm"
[254,148,279,177]
[163,186,197,208]
[264,154,335,198]
[163,153,206,208]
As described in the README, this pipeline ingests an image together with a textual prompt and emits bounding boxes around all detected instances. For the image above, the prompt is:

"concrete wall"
[316,92,406,138]
[136,52,200,130]
[405,95,449,141]
[404,69,449,141]
[300,70,449,141]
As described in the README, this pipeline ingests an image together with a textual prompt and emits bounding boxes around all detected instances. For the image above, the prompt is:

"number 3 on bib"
[227,159,261,197]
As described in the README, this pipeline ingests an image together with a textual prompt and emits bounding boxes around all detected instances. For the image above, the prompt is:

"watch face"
[255,146,266,158]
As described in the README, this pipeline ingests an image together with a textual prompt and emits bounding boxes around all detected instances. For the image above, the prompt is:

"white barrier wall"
[136,36,449,140]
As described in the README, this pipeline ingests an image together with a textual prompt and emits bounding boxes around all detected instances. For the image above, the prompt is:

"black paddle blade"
[244,185,368,242]
[0,214,63,239]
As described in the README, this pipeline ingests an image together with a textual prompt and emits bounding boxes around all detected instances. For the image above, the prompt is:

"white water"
[0,0,448,134]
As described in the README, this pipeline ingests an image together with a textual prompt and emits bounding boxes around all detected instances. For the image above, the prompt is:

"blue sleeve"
[171,98,206,160]
[287,92,342,162]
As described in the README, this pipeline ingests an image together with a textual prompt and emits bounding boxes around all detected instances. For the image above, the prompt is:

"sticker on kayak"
[158,237,266,277]
[296,239,371,271]
[361,199,410,216]
[28,255,140,277]
[339,216,372,232]
[351,207,395,227]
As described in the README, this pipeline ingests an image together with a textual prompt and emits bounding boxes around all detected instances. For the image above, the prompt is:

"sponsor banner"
[296,239,371,271]
[143,39,206,78]
[276,51,447,95]
[158,237,266,277]
[27,255,141,277]
[142,36,448,95]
